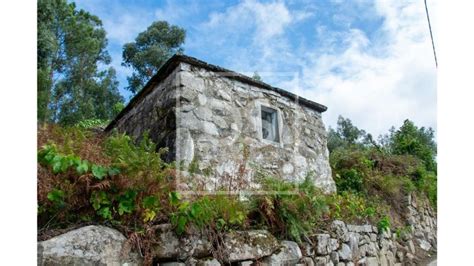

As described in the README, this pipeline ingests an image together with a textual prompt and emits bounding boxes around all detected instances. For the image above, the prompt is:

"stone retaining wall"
[38,193,436,266]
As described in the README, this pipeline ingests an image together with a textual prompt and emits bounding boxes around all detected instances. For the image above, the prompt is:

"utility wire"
[424,0,437,68]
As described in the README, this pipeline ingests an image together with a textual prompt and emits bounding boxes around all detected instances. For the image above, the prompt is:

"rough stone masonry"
[106,55,336,193]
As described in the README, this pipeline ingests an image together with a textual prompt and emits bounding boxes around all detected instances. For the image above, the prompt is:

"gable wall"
[112,66,180,162]
[174,62,336,193]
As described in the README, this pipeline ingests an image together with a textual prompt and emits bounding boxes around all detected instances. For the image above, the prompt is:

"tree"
[327,116,367,152]
[37,0,123,124]
[385,119,437,172]
[252,71,262,81]
[122,21,186,94]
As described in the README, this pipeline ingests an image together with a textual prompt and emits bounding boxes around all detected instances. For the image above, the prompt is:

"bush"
[326,191,388,224]
[75,119,110,129]
[251,174,329,243]
[169,192,249,235]
[377,215,391,233]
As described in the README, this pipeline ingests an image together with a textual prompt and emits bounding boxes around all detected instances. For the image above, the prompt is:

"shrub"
[330,149,373,194]
[326,191,388,224]
[377,215,391,233]
[75,119,110,129]
[169,192,249,235]
[251,174,329,243]
[37,126,174,230]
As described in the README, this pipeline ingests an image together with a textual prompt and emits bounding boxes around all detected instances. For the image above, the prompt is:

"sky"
[74,0,438,138]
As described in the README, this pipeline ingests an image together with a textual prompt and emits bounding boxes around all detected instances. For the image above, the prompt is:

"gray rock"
[238,261,253,266]
[314,256,327,266]
[366,257,379,266]
[301,257,315,266]
[369,233,377,242]
[379,238,392,253]
[329,251,339,264]
[386,251,395,265]
[417,239,432,251]
[38,225,141,266]
[366,242,378,257]
[379,253,388,266]
[328,238,339,253]
[347,232,359,260]
[262,240,302,265]
[331,220,349,242]
[197,258,221,266]
[224,230,280,262]
[300,242,315,257]
[396,251,404,262]
[407,240,416,254]
[359,244,368,258]
[357,257,367,266]
[338,244,352,262]
[186,257,198,266]
[152,224,212,260]
[161,263,186,266]
[315,234,330,255]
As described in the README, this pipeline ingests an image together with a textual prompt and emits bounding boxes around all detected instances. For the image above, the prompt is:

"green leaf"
[107,167,120,176]
[143,209,156,223]
[169,191,181,205]
[90,191,109,210]
[176,215,187,235]
[52,161,62,174]
[217,218,226,229]
[118,200,134,215]
[76,160,89,175]
[142,196,159,209]
[97,207,112,220]
[47,189,65,203]
[91,164,107,180]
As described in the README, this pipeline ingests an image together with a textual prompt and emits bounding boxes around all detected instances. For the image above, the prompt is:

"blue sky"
[74,0,437,137]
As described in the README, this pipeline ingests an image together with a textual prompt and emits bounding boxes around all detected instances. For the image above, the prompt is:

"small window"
[261,106,279,142]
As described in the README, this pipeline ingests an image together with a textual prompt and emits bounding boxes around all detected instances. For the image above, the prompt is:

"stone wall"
[38,193,436,266]
[176,62,335,193]
[113,66,180,162]
[110,61,335,193]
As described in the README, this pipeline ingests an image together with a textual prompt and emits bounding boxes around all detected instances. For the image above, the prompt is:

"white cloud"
[201,0,303,44]
[154,0,199,25]
[217,0,438,137]
[295,0,438,136]
[103,13,151,44]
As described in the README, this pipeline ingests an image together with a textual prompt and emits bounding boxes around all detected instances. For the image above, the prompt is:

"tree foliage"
[329,116,437,207]
[327,116,367,152]
[252,71,262,81]
[37,0,123,124]
[122,21,186,94]
[384,120,437,172]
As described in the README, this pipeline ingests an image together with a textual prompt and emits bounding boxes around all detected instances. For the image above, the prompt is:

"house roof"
[105,54,328,131]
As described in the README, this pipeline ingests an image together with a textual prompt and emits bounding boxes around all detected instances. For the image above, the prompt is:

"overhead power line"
[424,0,437,68]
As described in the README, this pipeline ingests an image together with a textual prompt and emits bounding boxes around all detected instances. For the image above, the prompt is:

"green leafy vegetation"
[75,119,110,129]
[38,116,436,263]
[250,174,329,243]
[328,116,437,226]
[122,21,186,94]
[37,0,124,125]
[377,215,391,233]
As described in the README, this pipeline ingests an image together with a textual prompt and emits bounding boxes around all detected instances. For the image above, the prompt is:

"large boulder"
[262,241,302,265]
[223,230,280,262]
[151,224,212,260]
[37,225,141,266]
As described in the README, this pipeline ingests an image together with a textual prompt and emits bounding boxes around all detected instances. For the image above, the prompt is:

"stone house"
[105,55,336,193]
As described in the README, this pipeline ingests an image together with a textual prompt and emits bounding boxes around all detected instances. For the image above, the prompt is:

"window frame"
[260,105,280,143]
